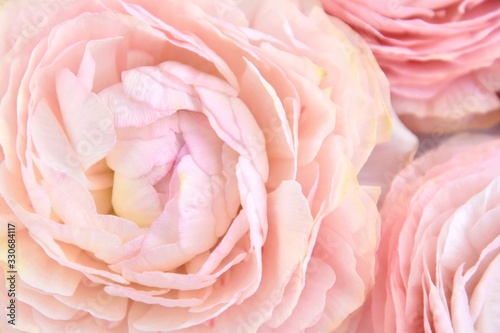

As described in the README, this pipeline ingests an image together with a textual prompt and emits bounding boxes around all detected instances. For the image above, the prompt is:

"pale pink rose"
[0,0,394,332]
[321,0,500,133]
[367,133,500,332]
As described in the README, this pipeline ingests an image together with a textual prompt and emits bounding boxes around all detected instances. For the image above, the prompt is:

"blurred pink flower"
[369,133,500,332]
[0,0,400,332]
[322,0,500,133]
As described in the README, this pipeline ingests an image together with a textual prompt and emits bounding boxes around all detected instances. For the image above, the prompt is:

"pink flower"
[369,133,500,332]
[0,0,395,331]
[321,0,500,133]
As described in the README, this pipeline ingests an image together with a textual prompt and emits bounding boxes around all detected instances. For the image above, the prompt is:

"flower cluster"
[0,0,498,332]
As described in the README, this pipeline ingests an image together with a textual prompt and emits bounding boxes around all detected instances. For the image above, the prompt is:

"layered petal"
[371,134,500,332]
[322,0,500,133]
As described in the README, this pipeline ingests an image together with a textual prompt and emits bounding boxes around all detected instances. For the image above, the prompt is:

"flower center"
[98,62,241,244]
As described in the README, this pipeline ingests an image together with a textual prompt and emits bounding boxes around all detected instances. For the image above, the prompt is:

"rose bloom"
[0,0,398,332]
[321,0,500,133]
[366,134,500,332]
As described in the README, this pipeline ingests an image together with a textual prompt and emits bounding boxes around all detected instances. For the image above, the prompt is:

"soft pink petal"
[56,68,116,170]
[30,98,86,183]
[112,173,163,227]
[177,155,219,254]
[271,257,335,331]
[106,131,180,179]
[16,230,82,296]
[196,86,269,182]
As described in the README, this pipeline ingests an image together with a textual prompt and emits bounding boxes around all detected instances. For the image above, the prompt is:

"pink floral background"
[0,0,498,332]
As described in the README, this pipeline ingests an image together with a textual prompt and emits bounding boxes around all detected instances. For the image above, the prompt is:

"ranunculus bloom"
[321,0,500,133]
[370,134,500,332]
[0,0,395,331]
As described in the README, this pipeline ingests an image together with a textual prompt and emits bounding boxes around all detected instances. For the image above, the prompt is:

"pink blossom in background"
[321,0,500,133]
[368,133,500,332]
[0,0,412,332]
